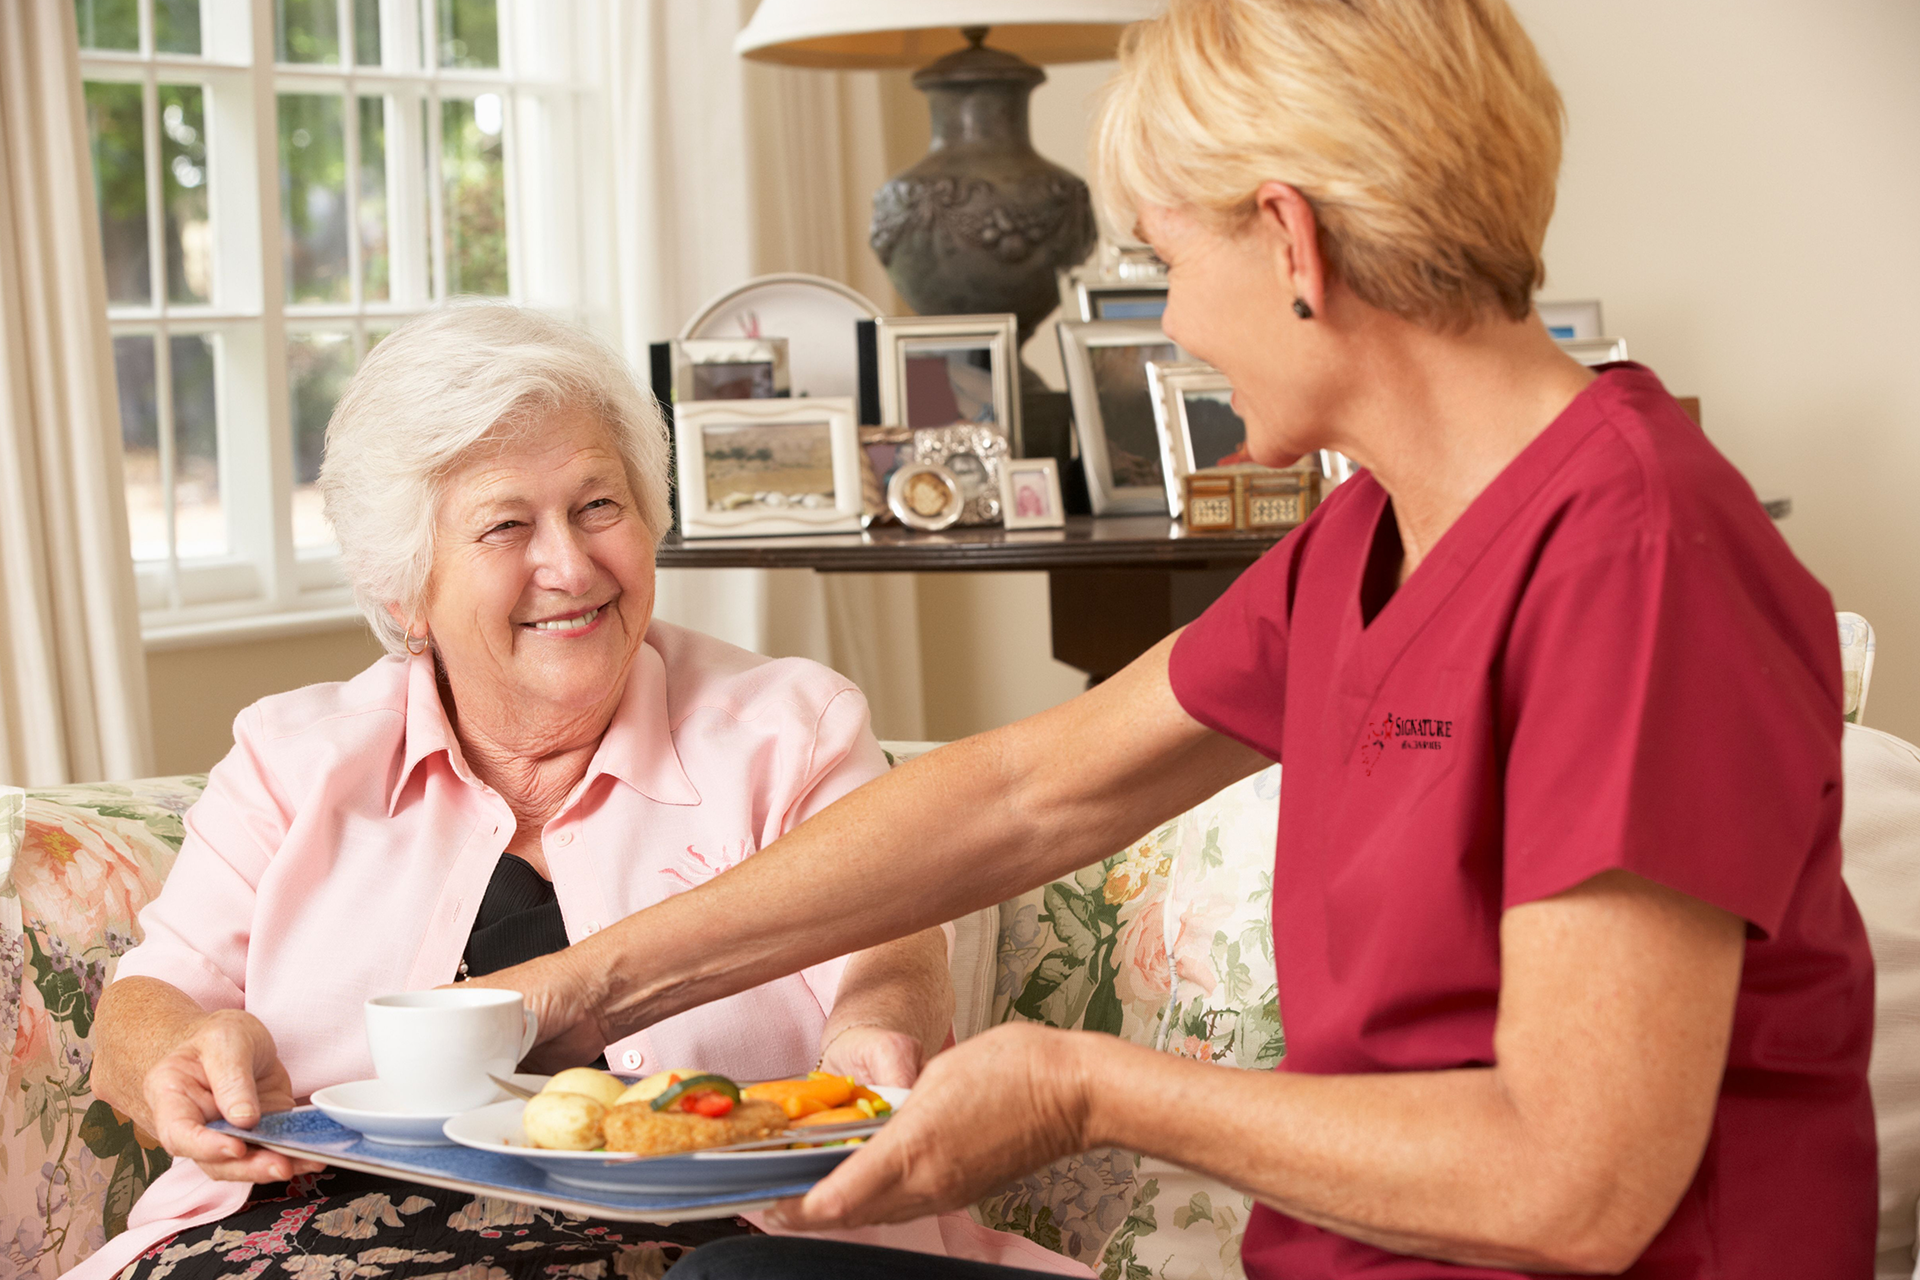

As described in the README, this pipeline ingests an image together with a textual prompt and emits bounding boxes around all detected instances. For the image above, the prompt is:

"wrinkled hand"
[145,1009,325,1183]
[766,1021,1092,1230]
[461,949,610,1073]
[819,1024,926,1089]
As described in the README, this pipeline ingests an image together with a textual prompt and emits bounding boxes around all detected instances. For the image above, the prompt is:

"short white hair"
[319,301,671,655]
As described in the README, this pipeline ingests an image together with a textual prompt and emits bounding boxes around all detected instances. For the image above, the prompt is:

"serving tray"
[209,1109,828,1223]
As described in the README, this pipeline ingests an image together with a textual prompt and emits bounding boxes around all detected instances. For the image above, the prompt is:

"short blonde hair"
[319,301,671,655]
[1094,0,1564,328]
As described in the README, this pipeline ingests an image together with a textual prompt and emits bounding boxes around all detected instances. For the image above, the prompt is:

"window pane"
[113,335,166,561]
[85,81,150,307]
[279,94,350,303]
[288,331,355,549]
[354,0,382,65]
[276,0,340,63]
[172,334,225,559]
[160,85,211,305]
[438,0,498,69]
[154,0,202,55]
[442,95,506,297]
[359,96,389,301]
[74,0,138,51]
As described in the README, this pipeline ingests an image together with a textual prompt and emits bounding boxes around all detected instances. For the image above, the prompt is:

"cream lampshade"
[735,1,1161,473]
[735,1,1163,68]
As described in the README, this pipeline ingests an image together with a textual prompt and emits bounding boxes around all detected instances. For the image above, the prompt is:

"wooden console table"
[656,516,1283,682]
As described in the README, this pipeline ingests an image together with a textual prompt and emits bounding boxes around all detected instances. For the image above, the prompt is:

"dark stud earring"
[1292,297,1314,320]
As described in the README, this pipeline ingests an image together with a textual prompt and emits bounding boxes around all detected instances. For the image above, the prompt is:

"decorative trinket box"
[1181,465,1319,534]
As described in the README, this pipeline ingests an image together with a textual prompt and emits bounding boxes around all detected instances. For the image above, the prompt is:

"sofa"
[6,624,1917,1280]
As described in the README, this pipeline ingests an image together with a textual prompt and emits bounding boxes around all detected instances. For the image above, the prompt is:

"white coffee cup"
[364,988,539,1113]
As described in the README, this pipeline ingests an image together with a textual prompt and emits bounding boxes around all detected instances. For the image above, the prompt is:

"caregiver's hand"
[766,1021,1093,1230]
[818,1024,925,1088]
[463,947,612,1072]
[144,1008,324,1183]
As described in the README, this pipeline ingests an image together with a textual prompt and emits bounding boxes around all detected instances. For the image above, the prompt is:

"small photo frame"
[1058,319,1186,516]
[672,337,791,402]
[1537,299,1604,342]
[674,397,862,539]
[1057,266,1169,323]
[874,314,1021,453]
[1558,335,1630,367]
[1146,360,1258,518]
[999,457,1065,530]
[888,462,964,531]
[911,422,1009,525]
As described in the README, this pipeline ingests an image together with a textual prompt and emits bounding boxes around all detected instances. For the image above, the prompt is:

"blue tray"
[211,1110,821,1222]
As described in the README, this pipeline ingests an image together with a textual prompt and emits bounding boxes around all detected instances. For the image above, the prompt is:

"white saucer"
[311,1074,547,1147]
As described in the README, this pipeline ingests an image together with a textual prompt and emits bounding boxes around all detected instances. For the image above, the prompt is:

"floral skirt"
[118,1168,756,1280]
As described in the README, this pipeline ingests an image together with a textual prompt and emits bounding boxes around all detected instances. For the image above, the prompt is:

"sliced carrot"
[792,1105,869,1128]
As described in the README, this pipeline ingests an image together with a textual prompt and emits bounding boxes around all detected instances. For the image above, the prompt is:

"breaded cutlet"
[601,1097,788,1155]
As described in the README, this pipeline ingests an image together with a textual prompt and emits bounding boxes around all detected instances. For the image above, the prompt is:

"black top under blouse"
[461,853,569,979]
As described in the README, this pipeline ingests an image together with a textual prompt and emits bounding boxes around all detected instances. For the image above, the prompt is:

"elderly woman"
[483,4,1876,1279]
[71,303,974,1280]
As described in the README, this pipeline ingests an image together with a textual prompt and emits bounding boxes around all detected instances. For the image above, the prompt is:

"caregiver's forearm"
[571,633,1265,1043]
[826,929,955,1061]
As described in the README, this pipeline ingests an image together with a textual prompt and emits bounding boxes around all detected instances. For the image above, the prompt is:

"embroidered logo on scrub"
[1359,712,1455,775]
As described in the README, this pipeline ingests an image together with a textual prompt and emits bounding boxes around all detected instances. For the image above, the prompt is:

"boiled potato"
[543,1067,627,1109]
[615,1068,702,1108]
[522,1090,606,1150]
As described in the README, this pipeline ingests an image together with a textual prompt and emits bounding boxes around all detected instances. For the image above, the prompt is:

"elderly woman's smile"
[412,404,656,741]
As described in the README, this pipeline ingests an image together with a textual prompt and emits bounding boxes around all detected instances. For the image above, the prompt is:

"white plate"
[680,272,880,401]
[444,1086,908,1194]
[310,1074,545,1147]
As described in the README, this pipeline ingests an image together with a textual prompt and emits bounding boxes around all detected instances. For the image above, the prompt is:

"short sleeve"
[114,705,290,1009]
[1501,530,1843,936]
[1168,525,1312,760]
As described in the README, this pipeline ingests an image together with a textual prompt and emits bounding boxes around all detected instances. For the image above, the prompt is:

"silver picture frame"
[874,314,1021,455]
[1147,360,1247,519]
[887,462,964,531]
[1537,299,1604,342]
[1058,319,1187,516]
[671,337,791,402]
[911,422,1009,526]
[674,397,863,539]
[1558,335,1630,367]
[1056,266,1171,324]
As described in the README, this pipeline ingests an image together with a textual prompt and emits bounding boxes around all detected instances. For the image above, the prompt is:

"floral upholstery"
[2,764,1284,1280]
[974,766,1283,1280]
[1,778,201,1279]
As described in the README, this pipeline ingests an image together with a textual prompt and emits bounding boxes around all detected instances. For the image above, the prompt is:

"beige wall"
[147,626,386,775]
[146,1,1920,769]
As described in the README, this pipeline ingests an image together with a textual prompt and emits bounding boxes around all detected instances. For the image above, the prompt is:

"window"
[77,0,600,631]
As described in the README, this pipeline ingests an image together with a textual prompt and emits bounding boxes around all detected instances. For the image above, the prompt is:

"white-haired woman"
[72,302,981,1280]
[483,3,1872,1279]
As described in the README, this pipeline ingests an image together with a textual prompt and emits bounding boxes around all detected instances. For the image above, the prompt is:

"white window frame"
[80,0,605,646]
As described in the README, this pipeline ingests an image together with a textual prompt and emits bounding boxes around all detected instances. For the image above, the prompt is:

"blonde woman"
[491,4,1874,1277]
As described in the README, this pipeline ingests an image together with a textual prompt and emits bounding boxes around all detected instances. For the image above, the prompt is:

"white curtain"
[605,0,926,739]
[0,0,155,786]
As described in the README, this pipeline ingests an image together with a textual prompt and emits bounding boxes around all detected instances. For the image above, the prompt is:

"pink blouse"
[73,621,892,1278]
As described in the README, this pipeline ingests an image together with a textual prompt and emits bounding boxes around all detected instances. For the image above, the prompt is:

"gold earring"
[405,630,429,655]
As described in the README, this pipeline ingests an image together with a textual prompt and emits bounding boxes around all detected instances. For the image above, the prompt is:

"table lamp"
[737,2,1161,468]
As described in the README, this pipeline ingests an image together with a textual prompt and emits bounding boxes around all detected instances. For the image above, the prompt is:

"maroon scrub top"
[1169,365,1875,1278]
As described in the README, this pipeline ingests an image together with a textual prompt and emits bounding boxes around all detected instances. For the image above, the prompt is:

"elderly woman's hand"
[144,1008,325,1183]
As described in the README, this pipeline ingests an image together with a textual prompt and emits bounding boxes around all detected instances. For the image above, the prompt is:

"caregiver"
[488,2,1877,1276]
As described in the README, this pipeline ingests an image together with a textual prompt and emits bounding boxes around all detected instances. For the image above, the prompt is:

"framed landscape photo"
[874,314,1020,453]
[671,337,791,402]
[1058,319,1186,515]
[1147,360,1256,518]
[999,457,1066,530]
[674,397,862,539]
